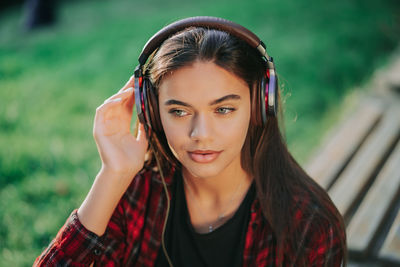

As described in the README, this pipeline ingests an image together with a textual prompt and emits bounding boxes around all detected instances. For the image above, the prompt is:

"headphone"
[134,16,278,136]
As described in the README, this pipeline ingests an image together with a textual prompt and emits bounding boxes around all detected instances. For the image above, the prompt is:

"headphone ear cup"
[267,69,278,116]
[134,75,147,126]
[258,68,278,125]
[142,78,153,131]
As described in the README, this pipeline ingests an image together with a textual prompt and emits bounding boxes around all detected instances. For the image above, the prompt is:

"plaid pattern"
[34,167,344,266]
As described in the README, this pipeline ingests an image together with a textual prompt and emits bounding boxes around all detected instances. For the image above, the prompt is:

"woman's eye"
[216,107,235,114]
[169,109,188,117]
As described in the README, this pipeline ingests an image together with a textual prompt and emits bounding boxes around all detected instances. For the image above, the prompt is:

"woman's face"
[158,61,251,180]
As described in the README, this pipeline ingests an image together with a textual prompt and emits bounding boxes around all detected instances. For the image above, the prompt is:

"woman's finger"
[104,97,123,104]
[96,88,135,126]
[96,97,123,117]
[118,75,135,93]
[104,87,134,103]
[94,98,130,136]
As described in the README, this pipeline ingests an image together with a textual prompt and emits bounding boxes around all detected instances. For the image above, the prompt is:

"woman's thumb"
[136,123,148,148]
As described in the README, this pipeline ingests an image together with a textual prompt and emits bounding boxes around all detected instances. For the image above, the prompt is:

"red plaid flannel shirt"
[34,167,344,266]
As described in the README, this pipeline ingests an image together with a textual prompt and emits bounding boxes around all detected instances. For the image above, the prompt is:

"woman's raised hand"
[78,76,149,236]
[93,75,148,181]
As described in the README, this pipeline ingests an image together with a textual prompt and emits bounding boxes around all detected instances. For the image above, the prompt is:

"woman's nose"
[190,113,213,142]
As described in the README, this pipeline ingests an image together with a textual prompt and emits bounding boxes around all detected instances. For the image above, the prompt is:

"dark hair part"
[145,27,347,266]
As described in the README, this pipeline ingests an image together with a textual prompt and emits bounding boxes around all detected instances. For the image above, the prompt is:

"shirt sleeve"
[33,210,105,266]
[33,168,157,266]
[34,205,128,266]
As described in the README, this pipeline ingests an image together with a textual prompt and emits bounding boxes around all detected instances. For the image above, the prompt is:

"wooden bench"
[305,58,400,266]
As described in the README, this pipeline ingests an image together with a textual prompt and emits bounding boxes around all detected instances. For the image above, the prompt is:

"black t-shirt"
[155,172,256,267]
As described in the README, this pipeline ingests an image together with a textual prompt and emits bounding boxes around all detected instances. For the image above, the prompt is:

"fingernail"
[110,97,122,102]
[124,87,134,92]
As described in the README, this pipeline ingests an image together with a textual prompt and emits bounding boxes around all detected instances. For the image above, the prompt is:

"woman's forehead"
[158,61,249,104]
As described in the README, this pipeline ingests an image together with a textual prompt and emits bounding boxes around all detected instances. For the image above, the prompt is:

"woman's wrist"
[77,168,138,236]
[99,165,139,184]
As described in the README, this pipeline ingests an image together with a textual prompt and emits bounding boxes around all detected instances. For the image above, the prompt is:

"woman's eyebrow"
[164,99,192,107]
[209,94,241,105]
[164,94,241,107]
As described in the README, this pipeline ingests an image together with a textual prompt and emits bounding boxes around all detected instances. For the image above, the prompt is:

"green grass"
[1,0,399,265]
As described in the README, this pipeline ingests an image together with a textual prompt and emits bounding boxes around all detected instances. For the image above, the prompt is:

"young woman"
[35,16,347,266]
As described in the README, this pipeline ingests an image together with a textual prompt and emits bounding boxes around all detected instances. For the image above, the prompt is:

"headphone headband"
[138,16,273,66]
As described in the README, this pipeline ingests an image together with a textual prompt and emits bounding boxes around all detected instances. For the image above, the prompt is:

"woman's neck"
[181,161,253,233]
[182,168,251,203]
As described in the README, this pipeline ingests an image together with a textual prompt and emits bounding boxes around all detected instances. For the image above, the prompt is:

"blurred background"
[1,0,400,265]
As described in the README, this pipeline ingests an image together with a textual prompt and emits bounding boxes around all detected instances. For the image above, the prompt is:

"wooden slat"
[305,98,383,189]
[346,140,400,252]
[380,210,400,262]
[328,105,400,216]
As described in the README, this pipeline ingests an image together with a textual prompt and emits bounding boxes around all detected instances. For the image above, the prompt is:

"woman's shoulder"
[290,188,345,260]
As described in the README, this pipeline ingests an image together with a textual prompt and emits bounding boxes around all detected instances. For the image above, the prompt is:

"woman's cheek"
[163,122,186,158]
[221,115,249,137]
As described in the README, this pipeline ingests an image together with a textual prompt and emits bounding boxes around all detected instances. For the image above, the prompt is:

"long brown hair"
[144,27,347,266]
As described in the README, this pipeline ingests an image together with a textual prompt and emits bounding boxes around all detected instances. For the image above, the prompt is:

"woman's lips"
[188,150,222,163]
